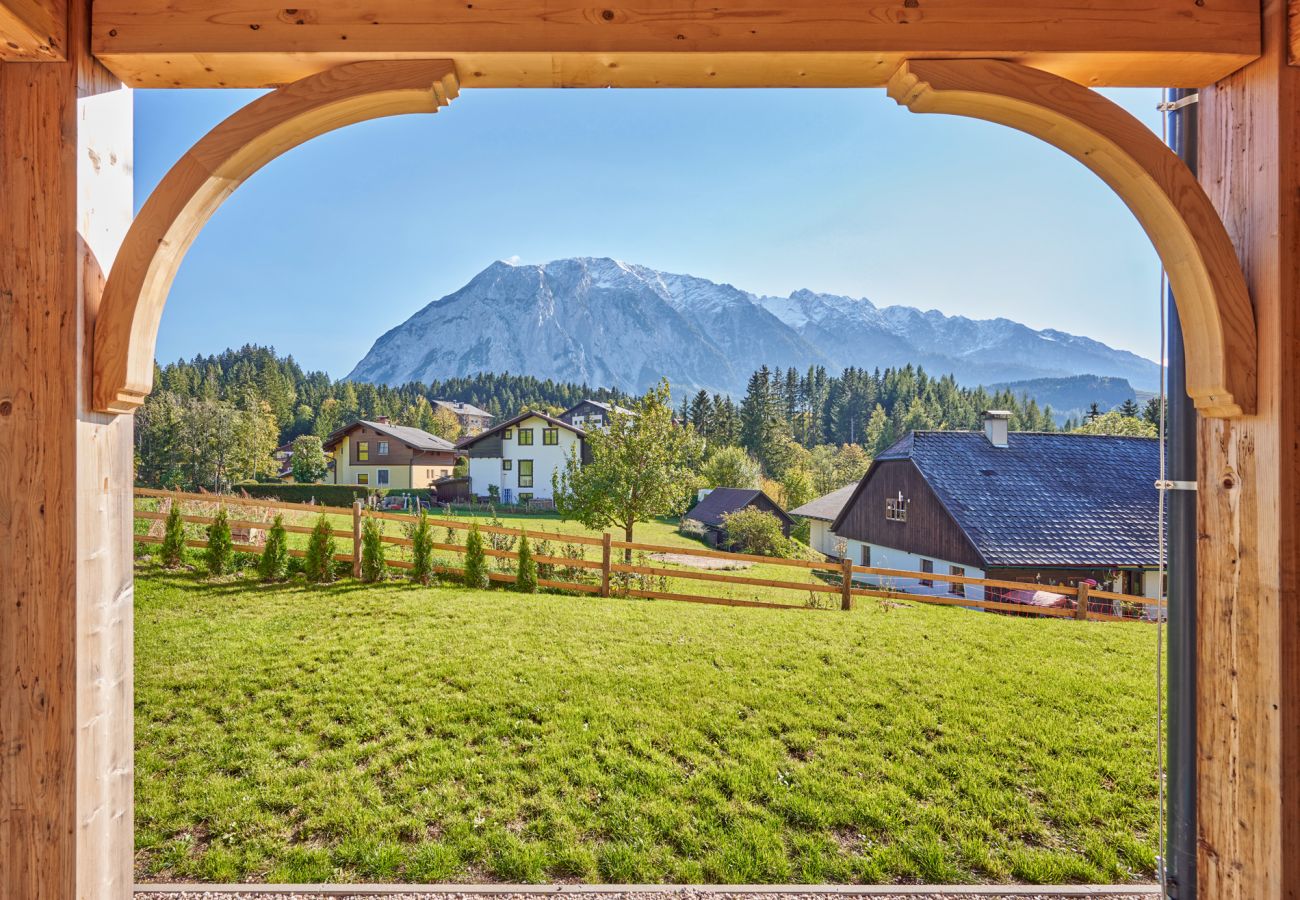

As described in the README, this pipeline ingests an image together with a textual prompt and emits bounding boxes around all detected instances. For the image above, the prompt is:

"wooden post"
[1075,581,1090,620]
[841,557,854,611]
[351,500,363,578]
[600,532,612,597]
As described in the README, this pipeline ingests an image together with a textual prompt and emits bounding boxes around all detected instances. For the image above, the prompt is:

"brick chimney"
[982,410,1010,448]
[375,415,390,425]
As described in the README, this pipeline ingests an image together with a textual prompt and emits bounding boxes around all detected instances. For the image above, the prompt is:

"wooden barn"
[683,487,795,548]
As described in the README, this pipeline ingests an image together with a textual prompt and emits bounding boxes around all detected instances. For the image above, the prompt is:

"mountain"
[347,257,1162,396]
[987,375,1139,425]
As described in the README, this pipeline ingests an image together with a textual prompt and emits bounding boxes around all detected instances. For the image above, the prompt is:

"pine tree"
[205,507,233,576]
[160,499,187,568]
[515,530,537,593]
[464,523,490,589]
[361,515,387,582]
[304,513,337,583]
[409,512,434,584]
[1119,397,1141,418]
[257,514,289,581]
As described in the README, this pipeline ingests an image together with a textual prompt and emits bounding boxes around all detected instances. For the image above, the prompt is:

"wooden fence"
[133,488,1163,622]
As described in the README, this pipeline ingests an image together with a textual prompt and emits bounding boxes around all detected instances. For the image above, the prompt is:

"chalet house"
[683,487,795,549]
[789,483,859,557]
[558,399,632,430]
[829,412,1162,600]
[456,411,589,503]
[432,399,494,435]
[323,417,461,490]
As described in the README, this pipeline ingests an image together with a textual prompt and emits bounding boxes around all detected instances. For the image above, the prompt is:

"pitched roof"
[433,399,493,418]
[790,483,859,521]
[561,399,635,417]
[832,431,1160,568]
[455,409,586,449]
[322,419,457,453]
[684,487,794,529]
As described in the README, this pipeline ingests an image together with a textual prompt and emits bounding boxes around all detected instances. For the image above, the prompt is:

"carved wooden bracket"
[91,59,458,414]
[889,59,1257,418]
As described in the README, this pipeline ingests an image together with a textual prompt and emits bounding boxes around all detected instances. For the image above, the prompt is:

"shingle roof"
[323,420,457,453]
[841,431,1160,568]
[789,483,859,521]
[685,488,794,529]
[433,400,493,418]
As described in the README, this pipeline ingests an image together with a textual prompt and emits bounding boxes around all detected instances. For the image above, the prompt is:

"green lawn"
[134,565,1160,885]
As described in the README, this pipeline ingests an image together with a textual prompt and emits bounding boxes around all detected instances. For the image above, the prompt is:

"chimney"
[375,415,390,425]
[982,410,1011,448]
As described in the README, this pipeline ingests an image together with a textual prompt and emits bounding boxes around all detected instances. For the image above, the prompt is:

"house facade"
[789,482,858,557]
[826,413,1163,601]
[683,487,794,549]
[432,400,494,435]
[323,417,460,490]
[457,411,588,503]
[558,399,631,430]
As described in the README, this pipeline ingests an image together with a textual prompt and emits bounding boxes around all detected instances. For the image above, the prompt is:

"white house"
[455,411,588,503]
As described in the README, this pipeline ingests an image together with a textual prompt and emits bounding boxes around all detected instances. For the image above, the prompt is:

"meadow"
[134,564,1161,885]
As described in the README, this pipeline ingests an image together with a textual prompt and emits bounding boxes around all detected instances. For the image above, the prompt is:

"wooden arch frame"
[90,58,459,414]
[91,56,1255,418]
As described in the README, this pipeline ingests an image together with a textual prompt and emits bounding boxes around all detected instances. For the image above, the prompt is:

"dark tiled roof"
[865,431,1160,567]
[789,483,859,521]
[455,410,586,449]
[433,400,493,418]
[323,420,457,453]
[685,487,793,529]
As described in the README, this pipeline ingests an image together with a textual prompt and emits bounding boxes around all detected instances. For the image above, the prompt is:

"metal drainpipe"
[1163,86,1198,900]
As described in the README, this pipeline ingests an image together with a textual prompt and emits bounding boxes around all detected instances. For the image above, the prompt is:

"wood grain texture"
[88,0,1261,88]
[889,58,1257,419]
[1196,1,1300,896]
[91,59,457,414]
[1,0,133,896]
[0,0,65,60]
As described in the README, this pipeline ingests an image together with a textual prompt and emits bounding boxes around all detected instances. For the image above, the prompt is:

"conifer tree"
[361,515,387,582]
[409,512,434,585]
[304,513,337,582]
[258,514,289,581]
[160,499,187,568]
[463,522,490,589]
[205,507,233,576]
[515,530,537,593]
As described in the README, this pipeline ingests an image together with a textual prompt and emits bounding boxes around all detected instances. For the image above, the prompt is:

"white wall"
[833,532,987,601]
[808,519,840,557]
[469,416,582,501]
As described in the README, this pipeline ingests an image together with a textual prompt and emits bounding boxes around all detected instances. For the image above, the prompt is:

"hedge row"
[233,483,381,508]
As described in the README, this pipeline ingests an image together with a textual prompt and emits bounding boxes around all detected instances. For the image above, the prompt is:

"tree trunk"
[624,522,635,564]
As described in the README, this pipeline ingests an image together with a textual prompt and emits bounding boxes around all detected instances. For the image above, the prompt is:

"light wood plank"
[0,0,65,60]
[89,0,1260,88]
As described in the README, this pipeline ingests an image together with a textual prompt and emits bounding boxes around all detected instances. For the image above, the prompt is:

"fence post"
[600,532,612,597]
[352,501,363,579]
[1075,580,1090,620]
[840,556,854,611]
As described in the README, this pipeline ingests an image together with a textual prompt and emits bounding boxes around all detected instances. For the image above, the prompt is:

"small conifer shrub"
[463,523,490,590]
[304,513,337,583]
[205,507,233,576]
[257,514,289,582]
[515,530,537,594]
[160,499,186,568]
[361,515,388,583]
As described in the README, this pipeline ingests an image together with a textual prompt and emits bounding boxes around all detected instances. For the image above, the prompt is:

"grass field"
[134,565,1161,885]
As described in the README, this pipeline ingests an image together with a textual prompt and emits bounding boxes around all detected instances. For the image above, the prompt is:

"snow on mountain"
[346,257,1162,395]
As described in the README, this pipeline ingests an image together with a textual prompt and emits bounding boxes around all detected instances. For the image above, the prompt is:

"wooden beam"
[0,0,134,896]
[91,59,457,414]
[888,58,1256,418]
[0,0,64,60]
[1197,0,1300,897]
[90,0,1261,89]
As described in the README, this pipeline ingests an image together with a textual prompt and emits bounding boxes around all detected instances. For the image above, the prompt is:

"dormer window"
[885,492,908,522]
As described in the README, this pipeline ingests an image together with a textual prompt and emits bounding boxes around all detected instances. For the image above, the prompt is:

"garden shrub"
[160,500,186,568]
[408,512,434,585]
[361,515,387,583]
[234,483,376,509]
[463,523,490,589]
[205,507,233,576]
[534,538,555,580]
[257,514,289,582]
[515,530,537,593]
[720,507,794,558]
[304,514,337,583]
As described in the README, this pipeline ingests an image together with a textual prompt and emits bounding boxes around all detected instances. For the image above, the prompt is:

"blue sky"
[138,87,1165,379]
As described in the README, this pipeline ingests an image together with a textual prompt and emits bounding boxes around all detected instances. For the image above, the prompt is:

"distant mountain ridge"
[987,375,1139,426]
[347,257,1162,396]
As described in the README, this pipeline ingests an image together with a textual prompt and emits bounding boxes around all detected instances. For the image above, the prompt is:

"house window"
[502,459,512,471]
[860,544,871,567]
[377,469,389,486]
[517,428,534,446]
[378,441,389,455]
[518,460,534,488]
[543,428,559,445]
[920,558,934,587]
[357,473,369,485]
[357,441,369,462]
[949,565,965,596]
[519,492,533,502]
[885,494,908,522]
[504,429,513,440]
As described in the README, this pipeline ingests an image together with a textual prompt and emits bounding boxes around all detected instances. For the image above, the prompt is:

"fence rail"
[133,488,1160,622]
